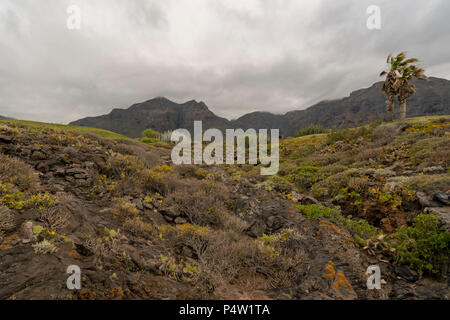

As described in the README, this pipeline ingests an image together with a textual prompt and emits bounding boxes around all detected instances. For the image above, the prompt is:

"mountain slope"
[70,77,450,137]
[279,77,450,136]
[234,77,450,136]
[70,97,230,138]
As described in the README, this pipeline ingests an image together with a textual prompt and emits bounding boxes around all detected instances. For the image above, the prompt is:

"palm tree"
[380,53,403,121]
[380,52,427,121]
[394,64,427,120]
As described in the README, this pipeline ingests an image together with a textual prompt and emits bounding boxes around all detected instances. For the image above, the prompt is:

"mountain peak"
[70,76,450,138]
[144,96,174,104]
[70,97,229,137]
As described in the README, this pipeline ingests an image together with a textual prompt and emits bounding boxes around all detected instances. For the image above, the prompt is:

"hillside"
[70,77,450,137]
[279,77,450,136]
[70,98,230,138]
[0,117,448,300]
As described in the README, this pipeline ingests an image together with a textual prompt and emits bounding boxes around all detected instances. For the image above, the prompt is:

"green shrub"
[140,129,161,144]
[103,227,118,241]
[114,199,139,216]
[296,124,327,137]
[370,118,383,128]
[0,183,58,211]
[142,129,159,139]
[388,214,450,277]
[326,127,370,145]
[297,204,340,220]
[32,225,44,235]
[340,215,381,238]
[0,183,26,210]
[353,234,368,247]
[297,204,380,239]
[140,137,160,144]
[105,152,145,179]
[32,239,58,255]
[311,168,363,198]
[285,165,320,191]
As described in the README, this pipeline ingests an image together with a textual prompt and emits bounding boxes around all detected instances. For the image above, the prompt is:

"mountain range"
[70,77,450,137]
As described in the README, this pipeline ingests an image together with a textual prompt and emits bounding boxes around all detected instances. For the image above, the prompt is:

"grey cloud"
[0,0,449,123]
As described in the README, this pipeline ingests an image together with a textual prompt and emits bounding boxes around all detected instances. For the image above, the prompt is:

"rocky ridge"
[70,77,450,137]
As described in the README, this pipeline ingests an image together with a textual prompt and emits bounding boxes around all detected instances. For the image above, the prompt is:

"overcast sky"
[1,0,449,123]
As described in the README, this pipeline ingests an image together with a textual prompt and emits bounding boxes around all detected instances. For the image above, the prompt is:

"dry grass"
[38,207,70,232]
[406,175,450,194]
[311,169,364,198]
[409,137,450,169]
[1,119,128,139]
[123,216,154,238]
[157,223,304,292]
[111,140,161,169]
[372,123,402,146]
[141,168,181,196]
[0,153,39,192]
[163,181,228,226]
[195,230,304,291]
[353,146,384,163]
[347,176,370,194]
[0,205,16,238]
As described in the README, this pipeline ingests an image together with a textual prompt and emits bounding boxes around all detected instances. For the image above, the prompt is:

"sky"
[0,0,449,123]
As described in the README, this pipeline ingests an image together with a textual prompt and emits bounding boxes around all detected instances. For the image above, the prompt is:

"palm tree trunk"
[386,95,394,122]
[399,99,406,120]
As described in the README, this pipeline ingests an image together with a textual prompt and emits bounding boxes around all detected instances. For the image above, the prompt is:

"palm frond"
[404,58,419,64]
[395,51,407,62]
[386,54,393,63]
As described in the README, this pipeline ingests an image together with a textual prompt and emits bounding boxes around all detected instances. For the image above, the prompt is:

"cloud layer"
[1,0,449,123]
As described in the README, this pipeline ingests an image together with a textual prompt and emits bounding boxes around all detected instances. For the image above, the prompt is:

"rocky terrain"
[0,117,449,300]
[70,77,450,137]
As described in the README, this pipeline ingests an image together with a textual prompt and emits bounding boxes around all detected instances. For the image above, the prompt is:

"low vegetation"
[140,128,161,144]
[297,204,381,239]
[0,116,448,300]
[247,116,449,278]
[388,214,450,276]
[1,120,129,139]
[296,124,328,137]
